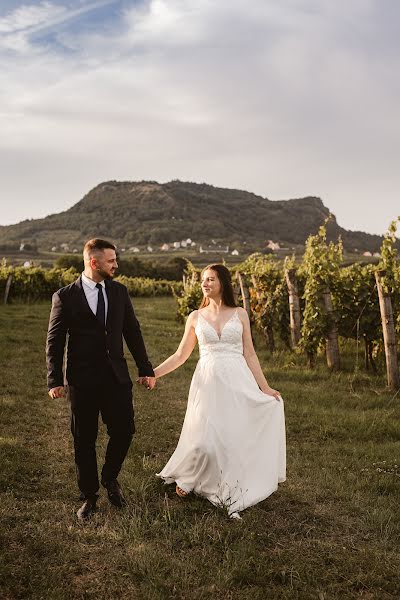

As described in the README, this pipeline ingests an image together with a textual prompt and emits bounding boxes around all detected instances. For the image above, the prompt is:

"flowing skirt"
[157,352,286,516]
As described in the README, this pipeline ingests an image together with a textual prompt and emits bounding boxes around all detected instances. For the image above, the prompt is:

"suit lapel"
[105,279,114,329]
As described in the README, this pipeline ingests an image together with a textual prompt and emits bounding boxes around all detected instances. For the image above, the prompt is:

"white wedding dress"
[157,309,286,517]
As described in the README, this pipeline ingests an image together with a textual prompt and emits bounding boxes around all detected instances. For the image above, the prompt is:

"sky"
[0,0,399,236]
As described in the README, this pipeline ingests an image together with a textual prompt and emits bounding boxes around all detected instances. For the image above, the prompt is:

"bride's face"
[201,269,222,299]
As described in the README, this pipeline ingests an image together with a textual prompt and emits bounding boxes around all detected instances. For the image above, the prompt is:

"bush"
[175,261,203,321]
[116,276,182,297]
[0,266,78,302]
[0,266,182,302]
[54,254,187,281]
[54,254,83,271]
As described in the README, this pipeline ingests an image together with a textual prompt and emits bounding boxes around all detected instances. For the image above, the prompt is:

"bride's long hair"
[199,264,237,309]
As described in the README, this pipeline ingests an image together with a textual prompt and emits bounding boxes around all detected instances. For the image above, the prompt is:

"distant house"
[199,245,229,254]
[19,243,25,251]
[173,241,181,249]
[51,246,57,252]
[161,243,169,251]
[231,249,239,256]
[73,248,78,253]
[373,252,381,257]
[363,251,372,257]
[23,261,31,267]
[266,240,280,251]
[121,248,126,252]
[129,247,140,253]
[147,246,153,253]
[181,240,188,248]
[191,242,196,247]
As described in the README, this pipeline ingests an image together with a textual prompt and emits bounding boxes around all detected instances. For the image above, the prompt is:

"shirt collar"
[81,272,105,289]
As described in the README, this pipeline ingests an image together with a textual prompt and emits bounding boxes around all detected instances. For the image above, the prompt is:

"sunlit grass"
[0,299,399,599]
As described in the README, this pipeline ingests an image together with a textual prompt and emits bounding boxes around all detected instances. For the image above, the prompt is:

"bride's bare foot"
[230,511,242,520]
[176,485,189,498]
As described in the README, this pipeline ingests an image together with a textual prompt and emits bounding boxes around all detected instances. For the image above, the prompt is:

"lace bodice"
[195,309,243,358]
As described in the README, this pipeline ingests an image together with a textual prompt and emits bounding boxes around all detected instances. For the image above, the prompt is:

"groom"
[46,238,156,519]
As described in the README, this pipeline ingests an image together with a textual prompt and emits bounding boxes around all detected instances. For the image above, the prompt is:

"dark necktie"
[96,283,106,326]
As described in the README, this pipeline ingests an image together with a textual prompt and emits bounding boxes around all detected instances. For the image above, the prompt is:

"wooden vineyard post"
[285,268,301,348]
[251,274,275,352]
[236,272,251,317]
[375,270,400,391]
[233,283,240,305]
[364,337,370,371]
[4,274,12,304]
[322,286,340,370]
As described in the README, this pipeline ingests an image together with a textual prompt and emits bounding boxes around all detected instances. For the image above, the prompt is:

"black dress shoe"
[102,479,126,508]
[77,496,98,520]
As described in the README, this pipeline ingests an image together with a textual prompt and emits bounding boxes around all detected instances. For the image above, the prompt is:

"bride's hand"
[262,386,282,401]
[137,376,156,390]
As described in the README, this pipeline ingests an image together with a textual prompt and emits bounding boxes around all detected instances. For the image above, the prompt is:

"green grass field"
[1,298,399,599]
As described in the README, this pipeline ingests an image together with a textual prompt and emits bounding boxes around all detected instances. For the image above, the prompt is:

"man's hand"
[136,376,156,390]
[48,386,65,399]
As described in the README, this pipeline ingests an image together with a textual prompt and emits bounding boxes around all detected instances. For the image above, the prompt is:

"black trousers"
[68,376,135,499]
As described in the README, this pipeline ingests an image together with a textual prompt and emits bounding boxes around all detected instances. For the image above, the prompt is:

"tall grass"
[0,298,399,599]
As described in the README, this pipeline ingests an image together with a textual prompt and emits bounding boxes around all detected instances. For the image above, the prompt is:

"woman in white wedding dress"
[153,264,286,519]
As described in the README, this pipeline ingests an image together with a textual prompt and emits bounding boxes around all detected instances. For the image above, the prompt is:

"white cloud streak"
[0,0,118,50]
[0,1,64,34]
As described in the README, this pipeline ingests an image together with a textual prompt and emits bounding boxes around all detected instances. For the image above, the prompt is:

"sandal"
[176,485,189,498]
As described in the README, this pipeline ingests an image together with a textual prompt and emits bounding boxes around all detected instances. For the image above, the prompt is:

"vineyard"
[0,265,182,301]
[1,219,399,390]
[176,219,400,391]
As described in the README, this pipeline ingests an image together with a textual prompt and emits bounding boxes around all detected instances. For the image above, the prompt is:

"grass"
[0,298,399,600]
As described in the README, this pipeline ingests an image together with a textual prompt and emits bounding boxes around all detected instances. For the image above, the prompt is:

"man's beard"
[98,268,115,280]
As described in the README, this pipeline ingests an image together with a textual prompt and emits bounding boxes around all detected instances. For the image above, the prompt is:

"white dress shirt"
[81,272,108,321]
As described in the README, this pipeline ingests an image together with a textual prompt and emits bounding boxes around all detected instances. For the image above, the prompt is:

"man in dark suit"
[46,238,155,519]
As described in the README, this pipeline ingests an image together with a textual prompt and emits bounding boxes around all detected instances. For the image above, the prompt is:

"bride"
[152,264,286,519]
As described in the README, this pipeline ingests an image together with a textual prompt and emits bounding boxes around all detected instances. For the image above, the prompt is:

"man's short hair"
[83,238,116,258]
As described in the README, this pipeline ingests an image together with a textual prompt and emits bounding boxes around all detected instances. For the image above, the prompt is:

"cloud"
[0,0,118,51]
[0,1,64,34]
[0,0,399,235]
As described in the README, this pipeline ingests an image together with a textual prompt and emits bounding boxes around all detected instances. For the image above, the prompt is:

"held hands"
[49,379,156,397]
[137,376,157,390]
[48,386,66,399]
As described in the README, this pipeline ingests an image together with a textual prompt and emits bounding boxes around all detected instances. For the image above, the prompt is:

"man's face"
[92,248,118,279]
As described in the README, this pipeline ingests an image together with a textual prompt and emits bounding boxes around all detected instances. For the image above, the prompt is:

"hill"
[0,180,389,253]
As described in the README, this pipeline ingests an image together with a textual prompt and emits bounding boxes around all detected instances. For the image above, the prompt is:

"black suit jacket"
[46,276,154,389]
